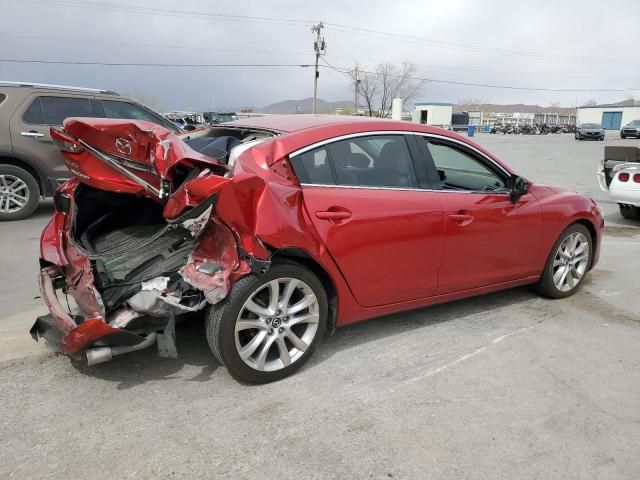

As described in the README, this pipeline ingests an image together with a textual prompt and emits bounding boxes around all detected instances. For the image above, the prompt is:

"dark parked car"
[451,112,469,132]
[621,120,640,138]
[0,81,180,220]
[32,115,603,383]
[575,123,605,141]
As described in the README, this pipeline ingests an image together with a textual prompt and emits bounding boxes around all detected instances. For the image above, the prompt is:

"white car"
[599,147,640,219]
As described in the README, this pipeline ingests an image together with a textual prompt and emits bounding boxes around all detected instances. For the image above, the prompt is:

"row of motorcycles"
[490,123,576,135]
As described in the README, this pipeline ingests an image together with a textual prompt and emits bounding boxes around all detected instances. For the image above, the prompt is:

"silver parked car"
[621,120,640,139]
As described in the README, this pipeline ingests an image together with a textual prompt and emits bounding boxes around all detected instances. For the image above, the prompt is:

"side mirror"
[509,175,528,200]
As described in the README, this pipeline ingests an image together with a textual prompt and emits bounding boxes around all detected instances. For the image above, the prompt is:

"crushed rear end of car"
[31,118,279,364]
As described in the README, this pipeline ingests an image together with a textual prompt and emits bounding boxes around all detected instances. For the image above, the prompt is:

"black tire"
[619,204,640,220]
[205,262,328,383]
[0,164,40,221]
[621,134,626,139]
[534,223,593,299]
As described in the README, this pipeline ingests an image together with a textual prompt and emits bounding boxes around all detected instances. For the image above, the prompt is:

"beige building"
[576,100,640,130]
[412,102,453,126]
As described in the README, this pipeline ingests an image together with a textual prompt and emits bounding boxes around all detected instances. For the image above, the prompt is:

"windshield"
[628,120,640,126]
[580,123,601,129]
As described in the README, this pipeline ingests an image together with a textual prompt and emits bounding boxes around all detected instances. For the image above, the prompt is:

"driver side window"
[425,141,506,192]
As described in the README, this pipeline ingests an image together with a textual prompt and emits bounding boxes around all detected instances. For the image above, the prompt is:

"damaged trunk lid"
[52,118,228,200]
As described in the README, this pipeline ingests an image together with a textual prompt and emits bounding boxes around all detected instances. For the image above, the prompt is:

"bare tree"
[377,62,424,118]
[347,62,423,117]
[582,99,598,107]
[349,64,379,117]
[459,98,486,107]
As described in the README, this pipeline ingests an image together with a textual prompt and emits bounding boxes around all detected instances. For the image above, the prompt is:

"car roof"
[225,114,442,134]
[0,81,118,95]
[226,115,513,174]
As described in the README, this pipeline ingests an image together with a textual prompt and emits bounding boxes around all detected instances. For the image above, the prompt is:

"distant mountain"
[258,98,353,114]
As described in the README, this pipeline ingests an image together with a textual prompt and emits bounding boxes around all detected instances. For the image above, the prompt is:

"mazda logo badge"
[115,137,132,155]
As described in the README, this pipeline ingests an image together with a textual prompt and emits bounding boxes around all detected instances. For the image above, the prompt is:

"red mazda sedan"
[32,115,603,383]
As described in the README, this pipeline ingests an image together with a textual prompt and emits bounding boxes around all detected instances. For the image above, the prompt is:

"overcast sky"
[1,0,639,111]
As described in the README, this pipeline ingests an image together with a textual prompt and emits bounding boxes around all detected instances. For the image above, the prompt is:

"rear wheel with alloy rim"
[0,165,40,221]
[205,262,327,383]
[535,224,592,298]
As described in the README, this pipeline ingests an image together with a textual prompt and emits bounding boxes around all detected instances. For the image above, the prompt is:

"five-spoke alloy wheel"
[206,262,327,383]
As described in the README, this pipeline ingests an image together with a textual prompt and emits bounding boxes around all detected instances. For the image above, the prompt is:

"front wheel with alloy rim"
[534,223,592,299]
[0,165,40,221]
[205,263,327,383]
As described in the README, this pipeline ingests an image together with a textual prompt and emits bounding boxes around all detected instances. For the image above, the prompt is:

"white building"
[412,102,453,126]
[577,100,640,130]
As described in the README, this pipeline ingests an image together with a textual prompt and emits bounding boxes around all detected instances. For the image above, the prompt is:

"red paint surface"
[60,118,226,196]
[39,115,604,355]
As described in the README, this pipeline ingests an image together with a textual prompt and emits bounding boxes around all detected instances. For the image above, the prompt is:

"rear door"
[9,93,97,189]
[415,135,543,294]
[290,133,445,307]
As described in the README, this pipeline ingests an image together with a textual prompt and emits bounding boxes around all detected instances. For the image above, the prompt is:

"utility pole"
[311,22,326,114]
[353,66,361,115]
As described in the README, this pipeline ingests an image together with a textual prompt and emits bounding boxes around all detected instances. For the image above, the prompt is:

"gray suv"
[0,81,180,220]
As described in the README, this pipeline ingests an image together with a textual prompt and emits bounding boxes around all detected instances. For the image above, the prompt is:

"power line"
[3,32,638,82]
[8,0,313,27]
[0,33,310,58]
[6,0,635,66]
[0,58,313,68]
[319,59,631,93]
[0,56,630,92]
[323,23,635,66]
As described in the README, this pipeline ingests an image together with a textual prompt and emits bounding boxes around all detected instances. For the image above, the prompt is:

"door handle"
[447,213,474,226]
[21,131,44,138]
[315,210,352,221]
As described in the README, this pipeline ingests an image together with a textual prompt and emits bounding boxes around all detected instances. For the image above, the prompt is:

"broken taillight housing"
[618,172,630,182]
[50,128,84,153]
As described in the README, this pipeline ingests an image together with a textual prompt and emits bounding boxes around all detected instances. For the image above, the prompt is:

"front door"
[290,134,444,307]
[416,136,543,294]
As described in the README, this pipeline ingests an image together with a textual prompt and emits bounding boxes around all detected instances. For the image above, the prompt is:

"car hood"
[579,127,604,132]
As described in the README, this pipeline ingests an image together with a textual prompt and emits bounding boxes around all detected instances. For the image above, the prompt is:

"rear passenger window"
[22,98,44,124]
[327,135,418,188]
[40,96,93,125]
[0,94,6,104]
[290,148,335,185]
